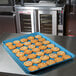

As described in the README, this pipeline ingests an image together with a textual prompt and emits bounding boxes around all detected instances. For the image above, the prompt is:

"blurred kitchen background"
[0,0,76,36]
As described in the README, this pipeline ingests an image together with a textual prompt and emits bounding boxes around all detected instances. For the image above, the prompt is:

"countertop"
[0,33,76,76]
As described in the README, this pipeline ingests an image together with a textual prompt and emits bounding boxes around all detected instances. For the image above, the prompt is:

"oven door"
[38,10,57,35]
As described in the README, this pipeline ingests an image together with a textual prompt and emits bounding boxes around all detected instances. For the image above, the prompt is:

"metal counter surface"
[0,33,76,76]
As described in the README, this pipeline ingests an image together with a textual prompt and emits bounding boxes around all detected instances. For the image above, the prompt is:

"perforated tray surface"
[2,32,75,73]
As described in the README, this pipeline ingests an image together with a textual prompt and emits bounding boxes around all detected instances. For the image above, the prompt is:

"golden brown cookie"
[51,47,60,52]
[38,63,48,68]
[32,58,41,64]
[44,49,52,54]
[49,53,58,58]
[5,42,13,46]
[35,35,42,39]
[28,45,35,49]
[24,61,33,67]
[12,49,20,53]
[24,42,31,45]
[27,36,34,40]
[55,57,63,62]
[39,38,45,42]
[28,54,37,59]
[16,52,24,57]
[20,46,28,51]
[19,56,27,61]
[57,51,65,56]
[28,66,39,71]
[31,39,38,43]
[8,45,16,50]
[24,50,32,54]
[35,42,42,46]
[43,41,50,44]
[62,55,71,60]
[36,52,44,56]
[13,40,20,44]
[46,60,56,65]
[47,44,55,48]
[15,43,23,47]
[32,48,40,52]
[39,45,47,50]
[21,38,28,42]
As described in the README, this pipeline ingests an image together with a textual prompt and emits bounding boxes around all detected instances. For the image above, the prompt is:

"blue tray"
[2,32,75,73]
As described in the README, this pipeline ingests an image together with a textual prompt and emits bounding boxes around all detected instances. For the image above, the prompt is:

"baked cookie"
[20,46,28,51]
[31,39,38,43]
[8,45,16,50]
[24,42,31,45]
[24,50,32,54]
[55,57,63,62]
[21,38,28,42]
[16,52,24,57]
[32,58,41,64]
[24,61,33,67]
[32,48,40,52]
[43,41,50,44]
[49,53,58,58]
[36,52,44,56]
[57,51,65,56]
[44,49,52,54]
[35,35,42,39]
[39,45,47,50]
[28,45,35,49]
[5,42,12,46]
[12,49,20,53]
[46,60,55,65]
[35,42,42,46]
[63,55,71,60]
[19,56,27,61]
[13,40,20,44]
[40,55,49,61]
[28,54,37,59]
[27,36,34,40]
[39,38,45,42]
[47,44,55,48]
[51,47,60,52]
[38,63,47,68]
[28,66,39,71]
[16,43,23,47]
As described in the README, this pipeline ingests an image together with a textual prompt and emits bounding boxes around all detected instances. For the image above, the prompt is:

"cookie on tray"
[49,53,58,58]
[40,55,49,61]
[20,46,28,51]
[32,58,41,64]
[8,45,16,50]
[13,40,20,44]
[46,60,56,65]
[39,38,45,42]
[44,49,52,54]
[55,57,63,62]
[57,51,65,56]
[27,36,34,40]
[16,52,24,57]
[36,52,44,56]
[39,45,47,50]
[28,54,37,59]
[35,35,42,39]
[15,43,23,47]
[62,55,71,60]
[24,61,33,67]
[28,45,35,49]
[5,42,13,46]
[24,42,31,45]
[42,41,50,44]
[51,47,60,52]
[12,49,20,53]
[19,56,27,61]
[28,66,39,71]
[20,38,28,42]
[38,63,48,68]
[24,50,32,54]
[47,44,55,48]
[32,48,40,52]
[35,42,42,46]
[31,39,38,43]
